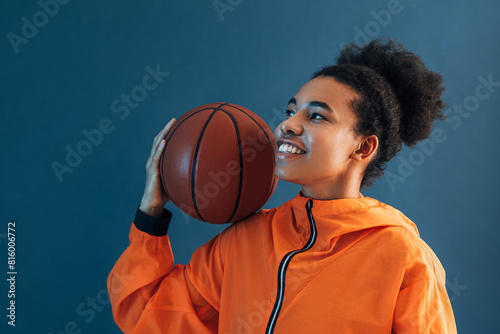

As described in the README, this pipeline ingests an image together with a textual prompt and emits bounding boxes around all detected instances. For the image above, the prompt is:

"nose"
[279,115,303,136]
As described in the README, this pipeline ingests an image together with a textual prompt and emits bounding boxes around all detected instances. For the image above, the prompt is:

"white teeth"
[278,143,305,154]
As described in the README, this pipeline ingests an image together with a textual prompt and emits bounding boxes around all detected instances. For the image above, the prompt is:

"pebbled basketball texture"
[160,102,278,224]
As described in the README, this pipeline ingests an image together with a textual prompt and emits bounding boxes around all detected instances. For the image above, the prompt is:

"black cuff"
[133,206,173,236]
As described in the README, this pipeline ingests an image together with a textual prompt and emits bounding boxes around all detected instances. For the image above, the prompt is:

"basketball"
[160,102,278,224]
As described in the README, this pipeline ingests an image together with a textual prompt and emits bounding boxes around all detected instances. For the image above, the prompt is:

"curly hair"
[311,37,446,188]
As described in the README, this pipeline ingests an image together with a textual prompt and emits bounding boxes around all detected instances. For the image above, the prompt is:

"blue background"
[1,0,499,332]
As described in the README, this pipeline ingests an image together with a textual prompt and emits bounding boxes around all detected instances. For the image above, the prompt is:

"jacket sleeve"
[392,265,457,333]
[107,207,223,334]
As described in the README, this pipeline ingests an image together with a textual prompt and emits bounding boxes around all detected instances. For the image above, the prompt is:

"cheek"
[317,130,356,160]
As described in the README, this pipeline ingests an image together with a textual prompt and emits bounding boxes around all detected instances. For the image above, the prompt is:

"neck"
[300,183,361,200]
[300,168,364,200]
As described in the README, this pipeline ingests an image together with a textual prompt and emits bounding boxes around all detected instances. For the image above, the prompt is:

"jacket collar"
[281,192,419,239]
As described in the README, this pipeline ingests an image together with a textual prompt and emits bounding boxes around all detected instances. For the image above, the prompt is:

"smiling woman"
[274,77,368,200]
[107,37,457,333]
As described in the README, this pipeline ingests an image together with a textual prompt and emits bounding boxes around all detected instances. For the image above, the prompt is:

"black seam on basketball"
[164,104,229,151]
[226,104,277,205]
[219,109,244,224]
[226,104,276,162]
[160,107,216,191]
[159,104,227,212]
[164,107,220,147]
[191,103,229,222]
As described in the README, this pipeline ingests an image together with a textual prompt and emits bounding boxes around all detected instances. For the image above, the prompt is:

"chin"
[274,168,301,184]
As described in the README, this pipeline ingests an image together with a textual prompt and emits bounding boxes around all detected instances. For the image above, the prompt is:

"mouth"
[277,140,307,155]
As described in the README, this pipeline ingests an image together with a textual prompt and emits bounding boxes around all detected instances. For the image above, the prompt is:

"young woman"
[108,38,457,333]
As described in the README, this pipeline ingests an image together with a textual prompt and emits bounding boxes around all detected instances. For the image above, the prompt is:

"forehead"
[293,76,360,111]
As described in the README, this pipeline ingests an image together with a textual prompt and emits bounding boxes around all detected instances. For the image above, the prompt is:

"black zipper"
[265,199,317,333]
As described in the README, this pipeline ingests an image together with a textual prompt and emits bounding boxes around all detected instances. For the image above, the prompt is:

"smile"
[277,143,306,155]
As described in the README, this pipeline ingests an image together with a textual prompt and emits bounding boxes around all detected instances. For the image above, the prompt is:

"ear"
[351,135,378,162]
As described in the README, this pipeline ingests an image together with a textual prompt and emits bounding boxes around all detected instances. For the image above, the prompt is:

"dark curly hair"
[311,37,446,188]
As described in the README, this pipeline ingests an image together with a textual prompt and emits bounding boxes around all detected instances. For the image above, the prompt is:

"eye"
[285,109,295,118]
[311,112,327,121]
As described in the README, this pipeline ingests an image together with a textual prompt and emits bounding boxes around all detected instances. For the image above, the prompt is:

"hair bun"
[336,38,446,146]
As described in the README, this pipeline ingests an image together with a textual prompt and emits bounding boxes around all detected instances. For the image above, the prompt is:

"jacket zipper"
[265,199,317,334]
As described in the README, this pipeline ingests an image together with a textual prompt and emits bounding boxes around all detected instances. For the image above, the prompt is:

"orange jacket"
[107,192,457,333]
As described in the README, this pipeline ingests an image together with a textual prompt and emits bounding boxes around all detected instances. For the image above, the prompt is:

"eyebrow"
[287,97,334,113]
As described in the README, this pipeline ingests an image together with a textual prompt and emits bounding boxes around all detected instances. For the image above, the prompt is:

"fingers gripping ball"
[160,102,278,224]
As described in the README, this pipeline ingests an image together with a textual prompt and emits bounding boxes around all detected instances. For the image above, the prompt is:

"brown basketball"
[160,102,277,224]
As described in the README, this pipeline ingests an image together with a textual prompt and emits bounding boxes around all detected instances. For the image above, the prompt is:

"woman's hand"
[139,118,176,217]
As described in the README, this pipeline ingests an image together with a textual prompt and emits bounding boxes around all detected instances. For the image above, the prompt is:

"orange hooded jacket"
[107,192,457,333]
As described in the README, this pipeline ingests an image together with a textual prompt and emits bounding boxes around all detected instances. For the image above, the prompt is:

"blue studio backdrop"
[1,0,499,332]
